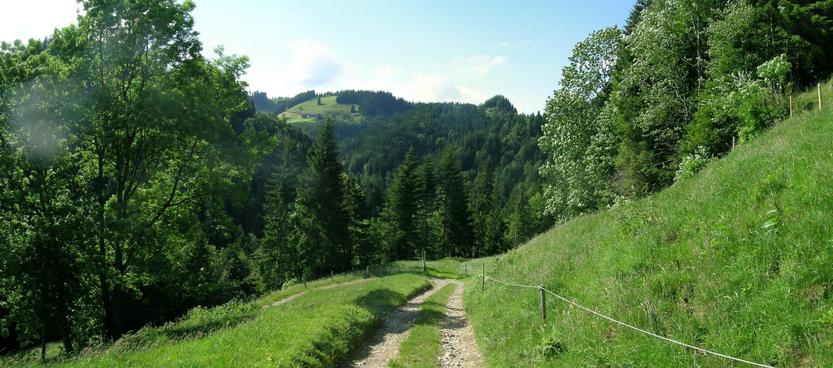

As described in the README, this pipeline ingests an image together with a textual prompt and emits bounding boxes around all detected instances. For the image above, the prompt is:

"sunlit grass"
[389,283,456,368]
[374,258,469,279]
[4,274,429,368]
[465,94,833,366]
[278,95,360,124]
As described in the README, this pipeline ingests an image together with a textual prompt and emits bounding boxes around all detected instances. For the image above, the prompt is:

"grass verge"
[389,283,456,368]
[465,106,833,366]
[254,272,366,306]
[374,259,468,279]
[6,274,429,368]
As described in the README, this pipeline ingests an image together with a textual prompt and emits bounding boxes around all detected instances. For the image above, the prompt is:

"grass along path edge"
[343,279,453,367]
[27,274,430,368]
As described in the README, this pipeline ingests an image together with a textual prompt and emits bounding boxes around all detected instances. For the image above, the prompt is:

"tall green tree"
[65,0,250,338]
[256,155,297,291]
[612,0,722,195]
[415,159,439,256]
[293,122,352,276]
[469,164,506,255]
[539,27,622,221]
[381,150,420,260]
[0,37,98,357]
[436,155,474,257]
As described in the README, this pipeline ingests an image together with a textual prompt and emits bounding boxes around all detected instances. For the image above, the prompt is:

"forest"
[2,0,833,362]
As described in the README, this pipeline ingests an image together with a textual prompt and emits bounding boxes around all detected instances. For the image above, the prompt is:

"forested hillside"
[2,0,833,364]
[0,0,551,357]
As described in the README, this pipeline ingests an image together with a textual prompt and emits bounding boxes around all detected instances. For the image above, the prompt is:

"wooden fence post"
[789,95,793,117]
[365,265,370,277]
[819,83,823,111]
[422,250,426,273]
[539,286,547,324]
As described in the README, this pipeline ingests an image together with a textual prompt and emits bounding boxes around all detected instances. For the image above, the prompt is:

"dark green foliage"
[469,165,507,254]
[334,90,412,117]
[380,150,421,260]
[437,155,475,257]
[540,0,833,217]
[248,90,316,114]
[292,122,353,276]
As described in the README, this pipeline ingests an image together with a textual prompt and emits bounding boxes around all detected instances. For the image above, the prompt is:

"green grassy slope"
[5,274,429,368]
[278,95,359,124]
[465,103,833,366]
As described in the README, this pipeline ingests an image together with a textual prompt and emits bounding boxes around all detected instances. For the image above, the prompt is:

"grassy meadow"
[464,90,833,367]
[2,274,429,368]
[278,95,359,124]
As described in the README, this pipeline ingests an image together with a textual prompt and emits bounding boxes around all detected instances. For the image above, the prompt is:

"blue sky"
[1,1,634,113]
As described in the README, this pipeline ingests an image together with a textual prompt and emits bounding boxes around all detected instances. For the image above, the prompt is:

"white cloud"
[457,86,489,104]
[451,55,507,79]
[249,38,350,95]
[406,73,461,102]
[400,73,490,105]
[0,0,80,42]
[249,41,492,106]
[284,38,343,88]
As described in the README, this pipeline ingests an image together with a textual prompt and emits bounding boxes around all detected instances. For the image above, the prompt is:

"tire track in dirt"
[342,278,452,368]
[439,280,485,368]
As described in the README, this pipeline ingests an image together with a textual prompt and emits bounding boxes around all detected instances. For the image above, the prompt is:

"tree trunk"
[60,312,73,354]
[40,322,46,362]
[96,151,118,339]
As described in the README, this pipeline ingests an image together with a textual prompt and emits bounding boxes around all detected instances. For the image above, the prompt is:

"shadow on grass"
[335,282,434,367]
[371,268,465,280]
[413,300,447,326]
[113,305,259,351]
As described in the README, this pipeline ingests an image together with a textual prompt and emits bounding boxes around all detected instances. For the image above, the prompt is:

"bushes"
[674,146,713,182]
[683,74,785,157]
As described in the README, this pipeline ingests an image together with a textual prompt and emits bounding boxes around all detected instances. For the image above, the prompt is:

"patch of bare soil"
[439,281,485,368]
[342,279,452,368]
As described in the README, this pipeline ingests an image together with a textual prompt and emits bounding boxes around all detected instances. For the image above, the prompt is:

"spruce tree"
[382,150,420,260]
[469,164,506,256]
[295,122,352,275]
[415,159,438,256]
[257,161,296,290]
[437,155,474,257]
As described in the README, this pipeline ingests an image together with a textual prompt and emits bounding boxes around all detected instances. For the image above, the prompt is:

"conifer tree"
[469,164,506,255]
[381,150,420,260]
[437,155,474,257]
[257,158,296,290]
[294,122,352,275]
[415,159,438,256]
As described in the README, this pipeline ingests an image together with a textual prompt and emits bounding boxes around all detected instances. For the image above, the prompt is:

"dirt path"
[439,281,485,368]
[342,278,452,368]
[264,278,371,308]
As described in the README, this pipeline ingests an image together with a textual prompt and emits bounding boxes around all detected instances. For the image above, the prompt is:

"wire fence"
[481,273,774,368]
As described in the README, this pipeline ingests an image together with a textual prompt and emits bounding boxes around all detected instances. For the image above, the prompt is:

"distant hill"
[248,90,316,114]
[278,95,361,124]
[248,90,414,124]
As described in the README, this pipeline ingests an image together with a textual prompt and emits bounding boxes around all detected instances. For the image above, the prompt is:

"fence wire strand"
[481,273,774,368]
